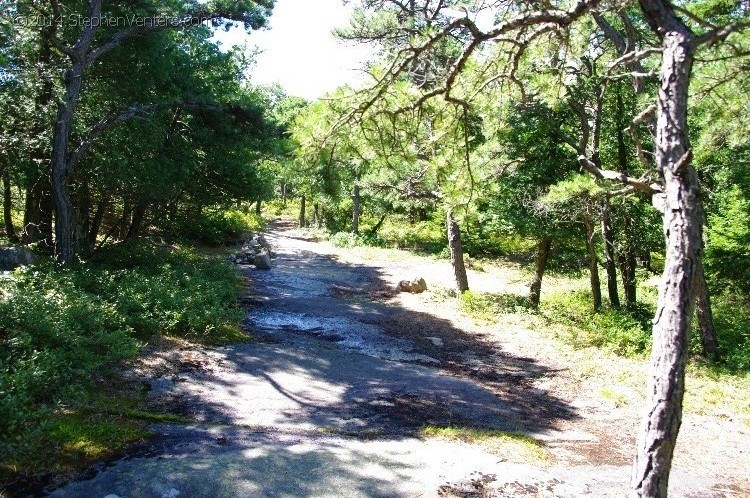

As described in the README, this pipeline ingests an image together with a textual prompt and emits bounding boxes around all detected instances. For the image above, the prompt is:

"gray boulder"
[0,246,37,271]
[253,250,272,270]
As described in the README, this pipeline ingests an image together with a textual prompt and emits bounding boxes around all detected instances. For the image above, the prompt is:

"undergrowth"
[167,208,266,245]
[0,240,245,482]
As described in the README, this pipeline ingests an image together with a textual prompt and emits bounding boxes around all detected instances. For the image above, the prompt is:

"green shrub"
[0,241,244,469]
[168,209,266,245]
[712,294,750,372]
[378,219,445,252]
[541,290,652,357]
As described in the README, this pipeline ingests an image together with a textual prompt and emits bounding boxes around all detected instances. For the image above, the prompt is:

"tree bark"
[22,184,53,247]
[602,197,620,308]
[298,194,306,228]
[446,209,469,293]
[584,216,603,312]
[126,201,148,240]
[255,199,262,215]
[694,260,718,361]
[631,3,701,495]
[529,235,551,308]
[282,183,287,207]
[51,59,86,263]
[2,168,19,243]
[352,183,360,234]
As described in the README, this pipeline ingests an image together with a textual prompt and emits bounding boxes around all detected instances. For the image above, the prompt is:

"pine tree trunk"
[51,60,86,263]
[602,197,620,308]
[631,5,701,495]
[529,235,551,308]
[2,168,19,243]
[298,194,306,228]
[694,260,718,361]
[126,202,148,240]
[352,184,360,234]
[446,209,469,293]
[584,216,603,312]
[22,184,53,247]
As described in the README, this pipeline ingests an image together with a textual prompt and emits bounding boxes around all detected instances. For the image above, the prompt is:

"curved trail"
[50,222,727,498]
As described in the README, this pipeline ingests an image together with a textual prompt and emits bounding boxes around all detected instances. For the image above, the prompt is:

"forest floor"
[46,219,749,498]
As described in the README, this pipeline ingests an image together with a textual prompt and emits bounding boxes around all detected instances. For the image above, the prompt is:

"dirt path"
[49,221,745,497]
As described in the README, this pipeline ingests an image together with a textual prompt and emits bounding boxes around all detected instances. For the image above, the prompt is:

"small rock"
[397,277,427,294]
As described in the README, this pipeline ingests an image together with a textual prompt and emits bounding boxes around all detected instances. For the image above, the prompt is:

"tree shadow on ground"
[168,220,577,438]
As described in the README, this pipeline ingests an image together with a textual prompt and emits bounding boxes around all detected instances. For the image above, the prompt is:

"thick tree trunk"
[369,214,387,236]
[584,216,603,312]
[446,209,469,293]
[529,235,551,308]
[22,26,55,248]
[631,6,700,495]
[2,168,19,243]
[126,202,148,240]
[694,260,718,361]
[352,184,360,234]
[51,60,86,263]
[22,184,53,247]
[602,198,620,308]
[255,199,262,215]
[298,194,306,228]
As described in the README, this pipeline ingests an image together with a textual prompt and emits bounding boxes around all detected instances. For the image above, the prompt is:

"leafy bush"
[378,219,445,252]
[168,209,266,245]
[712,294,750,372]
[541,290,652,357]
[0,242,244,467]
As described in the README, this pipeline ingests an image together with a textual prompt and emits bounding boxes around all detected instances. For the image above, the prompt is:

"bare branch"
[578,155,661,196]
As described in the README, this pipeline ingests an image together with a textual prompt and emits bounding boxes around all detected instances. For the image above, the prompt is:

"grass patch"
[459,290,533,323]
[420,425,548,462]
[0,389,174,479]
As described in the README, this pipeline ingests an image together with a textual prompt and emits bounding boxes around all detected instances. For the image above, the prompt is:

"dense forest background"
[0,0,748,496]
